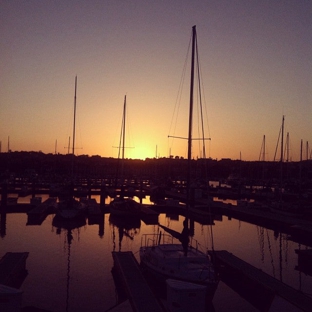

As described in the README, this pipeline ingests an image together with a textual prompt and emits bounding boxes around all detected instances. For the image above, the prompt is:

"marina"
[1,3,311,311]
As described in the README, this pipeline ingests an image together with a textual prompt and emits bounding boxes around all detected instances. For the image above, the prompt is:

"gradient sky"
[1,1,311,161]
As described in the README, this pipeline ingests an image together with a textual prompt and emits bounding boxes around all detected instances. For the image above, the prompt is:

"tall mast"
[300,139,303,193]
[186,25,196,218]
[122,95,126,161]
[263,135,266,161]
[279,115,284,202]
[262,135,266,181]
[286,132,290,162]
[120,95,126,189]
[72,76,77,155]
[280,115,284,163]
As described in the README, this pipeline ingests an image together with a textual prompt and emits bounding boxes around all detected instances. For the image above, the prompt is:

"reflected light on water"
[1,195,311,311]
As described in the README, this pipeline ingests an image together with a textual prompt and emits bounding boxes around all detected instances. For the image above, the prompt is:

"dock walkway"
[112,251,164,312]
[212,250,312,312]
[0,252,29,288]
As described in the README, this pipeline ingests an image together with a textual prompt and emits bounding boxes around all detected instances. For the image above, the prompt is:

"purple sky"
[1,1,311,160]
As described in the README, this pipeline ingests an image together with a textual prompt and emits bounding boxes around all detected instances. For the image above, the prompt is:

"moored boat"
[109,197,141,217]
[139,25,219,303]
[56,197,87,220]
[109,95,141,217]
[140,233,218,302]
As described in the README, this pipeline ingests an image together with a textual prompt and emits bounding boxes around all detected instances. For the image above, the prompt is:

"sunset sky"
[1,1,311,161]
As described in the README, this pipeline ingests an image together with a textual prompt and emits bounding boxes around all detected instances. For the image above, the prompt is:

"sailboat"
[270,116,303,217]
[109,95,141,217]
[139,26,219,302]
[55,76,87,220]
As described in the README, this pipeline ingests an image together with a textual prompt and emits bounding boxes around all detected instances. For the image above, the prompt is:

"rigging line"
[117,111,123,160]
[75,108,84,155]
[168,46,188,136]
[273,123,282,161]
[283,233,288,266]
[194,31,215,251]
[187,30,214,250]
[284,132,292,162]
[195,38,212,158]
[279,233,283,282]
[256,226,265,263]
[126,107,136,157]
[114,99,124,186]
[258,135,265,162]
[195,39,207,159]
[168,35,192,154]
[266,229,276,278]
[192,39,212,160]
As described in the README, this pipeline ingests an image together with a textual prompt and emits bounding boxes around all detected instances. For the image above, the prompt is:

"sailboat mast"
[122,95,126,161]
[279,115,284,201]
[280,115,284,163]
[186,25,196,217]
[72,76,77,155]
[263,135,266,162]
[188,26,196,165]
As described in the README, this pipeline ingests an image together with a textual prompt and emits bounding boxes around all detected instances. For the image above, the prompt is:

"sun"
[126,145,155,160]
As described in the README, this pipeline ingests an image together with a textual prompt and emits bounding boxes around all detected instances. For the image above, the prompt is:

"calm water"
[1,195,312,312]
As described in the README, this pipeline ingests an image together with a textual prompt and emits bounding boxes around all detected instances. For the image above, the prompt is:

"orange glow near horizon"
[1,2,310,162]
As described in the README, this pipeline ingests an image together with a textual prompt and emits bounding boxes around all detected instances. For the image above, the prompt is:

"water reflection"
[109,214,141,251]
[0,211,6,237]
[0,195,311,311]
[52,215,87,312]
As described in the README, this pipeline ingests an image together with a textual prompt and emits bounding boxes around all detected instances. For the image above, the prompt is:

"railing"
[141,233,208,255]
[141,233,174,248]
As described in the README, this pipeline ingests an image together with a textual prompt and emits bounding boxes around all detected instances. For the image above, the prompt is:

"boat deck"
[112,251,164,312]
[211,250,312,312]
[155,244,208,261]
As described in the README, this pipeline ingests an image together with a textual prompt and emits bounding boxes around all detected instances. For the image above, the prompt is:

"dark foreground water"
[1,195,311,311]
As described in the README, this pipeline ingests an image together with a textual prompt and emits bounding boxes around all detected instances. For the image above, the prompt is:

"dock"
[295,249,312,276]
[112,251,164,312]
[197,198,312,247]
[140,205,159,225]
[211,250,312,312]
[0,252,29,288]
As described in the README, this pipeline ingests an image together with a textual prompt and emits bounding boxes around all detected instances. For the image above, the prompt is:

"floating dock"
[211,250,312,312]
[112,251,164,312]
[295,249,312,276]
[0,252,29,288]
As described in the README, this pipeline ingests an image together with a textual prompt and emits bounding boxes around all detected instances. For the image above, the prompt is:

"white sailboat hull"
[139,235,218,301]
